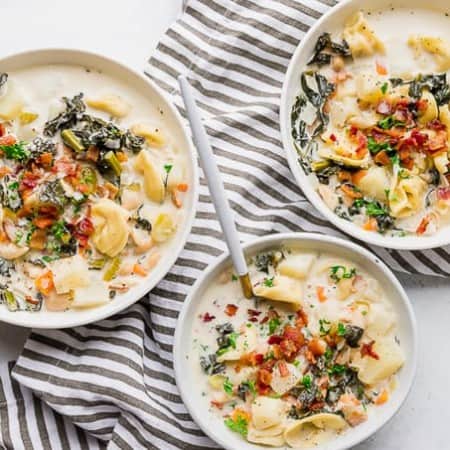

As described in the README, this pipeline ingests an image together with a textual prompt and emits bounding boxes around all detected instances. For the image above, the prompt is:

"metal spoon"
[179,75,253,299]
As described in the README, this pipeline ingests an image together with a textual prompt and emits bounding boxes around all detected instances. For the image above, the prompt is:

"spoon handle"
[178,76,252,298]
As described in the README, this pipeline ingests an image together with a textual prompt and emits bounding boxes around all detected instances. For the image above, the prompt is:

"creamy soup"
[291,8,450,237]
[190,247,404,448]
[0,64,190,311]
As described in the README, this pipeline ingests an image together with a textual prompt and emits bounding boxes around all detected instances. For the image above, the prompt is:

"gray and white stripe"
[1,0,449,449]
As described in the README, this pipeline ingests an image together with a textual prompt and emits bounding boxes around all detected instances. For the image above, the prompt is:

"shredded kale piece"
[254,251,275,274]
[0,175,22,211]
[199,354,225,375]
[44,93,86,136]
[27,137,57,160]
[308,32,352,66]
[0,73,7,89]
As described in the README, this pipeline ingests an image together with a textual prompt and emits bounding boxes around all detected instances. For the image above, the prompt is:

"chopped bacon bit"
[428,119,446,131]
[240,352,264,366]
[296,308,308,327]
[210,400,224,410]
[0,135,16,146]
[248,317,258,322]
[76,217,94,235]
[201,312,215,322]
[308,338,327,356]
[115,151,128,162]
[29,229,46,250]
[280,339,300,362]
[340,184,362,199]
[37,152,53,167]
[373,150,391,166]
[278,360,290,378]
[268,335,283,345]
[283,325,304,346]
[52,159,78,176]
[260,316,269,324]
[416,215,432,235]
[376,100,392,115]
[248,308,262,317]
[427,130,448,154]
[271,344,282,359]
[330,133,337,142]
[437,187,450,201]
[361,341,380,360]
[310,401,325,411]
[86,146,100,162]
[416,99,428,112]
[316,285,327,302]
[304,349,316,364]
[337,170,352,183]
[0,166,11,178]
[225,303,238,317]
[177,183,189,192]
[257,368,273,386]
[25,295,40,305]
[171,189,182,208]
[375,60,388,75]
[0,123,5,137]
[33,216,55,229]
[19,171,40,191]
[35,271,54,296]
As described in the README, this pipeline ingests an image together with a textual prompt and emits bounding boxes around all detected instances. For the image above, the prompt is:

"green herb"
[263,276,274,288]
[301,374,312,390]
[231,274,238,281]
[390,153,400,166]
[8,181,18,190]
[329,265,356,282]
[367,136,392,154]
[268,317,280,335]
[328,364,346,375]
[377,116,405,130]
[264,351,275,361]
[0,141,29,161]
[228,332,239,349]
[14,230,23,244]
[163,164,173,188]
[324,348,333,361]
[241,380,256,396]
[293,360,300,368]
[223,378,234,395]
[224,415,248,438]
[380,82,388,94]
[365,201,388,217]
[398,169,410,179]
[51,221,71,244]
[319,318,331,336]
[337,322,347,336]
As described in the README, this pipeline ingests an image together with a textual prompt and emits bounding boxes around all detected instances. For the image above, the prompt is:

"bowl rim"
[174,231,418,450]
[0,47,199,329]
[279,0,450,250]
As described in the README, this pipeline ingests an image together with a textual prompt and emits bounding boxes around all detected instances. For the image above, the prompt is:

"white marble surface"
[0,1,449,449]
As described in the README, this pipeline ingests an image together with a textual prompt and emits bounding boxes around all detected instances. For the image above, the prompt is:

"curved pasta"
[284,413,347,447]
[86,94,131,118]
[355,166,390,202]
[389,175,427,218]
[351,336,405,384]
[433,152,449,175]
[251,396,285,430]
[318,134,370,169]
[0,80,25,121]
[217,327,257,362]
[247,424,285,447]
[91,199,130,257]
[418,90,438,125]
[329,97,360,128]
[253,275,303,306]
[270,362,301,395]
[343,12,385,57]
[408,35,450,71]
[365,302,395,338]
[130,123,166,148]
[277,253,317,280]
[71,283,110,309]
[134,150,165,203]
[50,255,90,294]
[355,72,386,105]
[151,213,177,243]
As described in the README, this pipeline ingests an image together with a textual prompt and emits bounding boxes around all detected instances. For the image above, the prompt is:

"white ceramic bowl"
[0,48,198,328]
[280,0,450,250]
[174,233,417,450]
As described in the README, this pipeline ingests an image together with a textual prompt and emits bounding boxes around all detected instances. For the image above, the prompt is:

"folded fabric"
[1,0,449,449]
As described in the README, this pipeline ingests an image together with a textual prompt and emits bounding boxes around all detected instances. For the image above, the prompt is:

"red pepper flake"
[225,304,238,317]
[278,360,290,378]
[361,341,380,360]
[330,133,337,142]
[201,312,216,322]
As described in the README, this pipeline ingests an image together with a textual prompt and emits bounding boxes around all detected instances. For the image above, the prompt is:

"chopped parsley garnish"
[380,82,388,94]
[301,374,312,390]
[231,274,238,281]
[228,332,239,349]
[293,359,300,368]
[324,348,333,361]
[268,317,280,335]
[365,201,389,217]
[224,415,248,437]
[377,115,405,130]
[263,276,274,287]
[319,318,331,336]
[337,322,347,336]
[367,136,393,154]
[329,265,356,282]
[163,163,173,187]
[328,364,346,375]
[240,380,256,396]
[8,181,19,190]
[223,378,233,395]
[390,153,400,166]
[50,221,71,244]
[0,141,29,161]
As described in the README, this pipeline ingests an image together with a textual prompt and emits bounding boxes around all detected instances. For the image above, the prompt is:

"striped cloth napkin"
[1,0,449,449]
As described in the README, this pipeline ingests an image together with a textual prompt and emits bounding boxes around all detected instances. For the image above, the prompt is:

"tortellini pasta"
[284,413,347,448]
[251,397,284,430]
[86,93,131,118]
[355,166,390,202]
[270,362,301,395]
[417,90,439,125]
[277,253,317,279]
[91,199,130,257]
[408,35,450,71]
[253,275,303,306]
[50,255,90,294]
[134,150,165,203]
[247,424,285,447]
[71,283,110,309]
[217,327,257,362]
[351,337,405,384]
[389,175,427,218]
[130,123,167,148]
[343,12,385,57]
